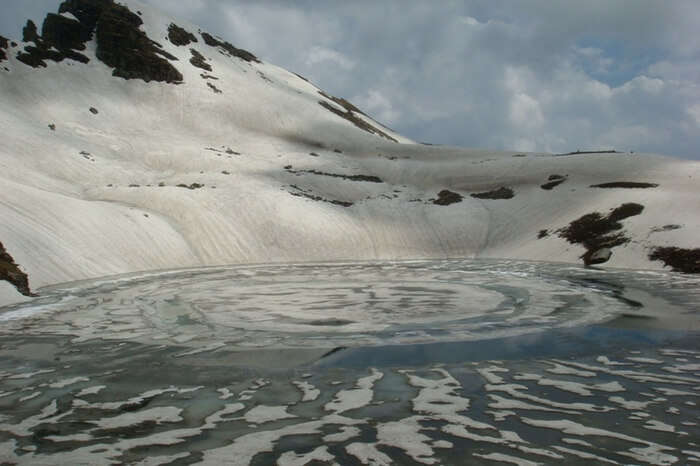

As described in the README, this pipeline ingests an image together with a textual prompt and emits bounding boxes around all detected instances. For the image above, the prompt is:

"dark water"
[0,259,698,465]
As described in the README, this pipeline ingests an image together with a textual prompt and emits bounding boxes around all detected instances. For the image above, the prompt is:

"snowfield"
[0,0,698,306]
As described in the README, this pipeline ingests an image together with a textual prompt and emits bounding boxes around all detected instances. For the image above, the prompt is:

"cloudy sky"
[2,1,699,159]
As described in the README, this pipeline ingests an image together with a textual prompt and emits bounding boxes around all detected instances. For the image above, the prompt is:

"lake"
[0,259,698,464]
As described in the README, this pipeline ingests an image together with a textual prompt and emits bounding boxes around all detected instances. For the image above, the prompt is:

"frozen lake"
[0,259,698,464]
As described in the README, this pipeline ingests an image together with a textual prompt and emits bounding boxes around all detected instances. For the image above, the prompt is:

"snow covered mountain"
[1,0,698,305]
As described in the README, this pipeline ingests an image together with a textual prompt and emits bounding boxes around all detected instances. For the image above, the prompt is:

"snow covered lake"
[0,259,698,464]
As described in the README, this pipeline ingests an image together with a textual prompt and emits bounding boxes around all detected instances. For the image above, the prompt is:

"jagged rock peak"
[16,0,183,83]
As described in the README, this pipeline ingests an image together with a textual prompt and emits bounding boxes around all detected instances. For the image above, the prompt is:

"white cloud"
[2,0,698,159]
[305,46,355,70]
[509,93,544,130]
[687,104,700,128]
[458,16,479,26]
[353,90,400,125]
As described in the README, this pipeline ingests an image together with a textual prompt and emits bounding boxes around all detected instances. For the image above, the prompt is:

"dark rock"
[538,229,549,239]
[286,168,383,183]
[200,31,260,63]
[307,318,354,326]
[309,152,319,157]
[89,106,98,114]
[649,247,700,273]
[48,123,56,130]
[590,182,659,189]
[0,35,8,62]
[257,70,272,83]
[433,190,463,206]
[608,203,644,222]
[650,224,682,234]
[541,175,567,190]
[318,91,398,143]
[288,189,353,207]
[0,241,35,297]
[176,183,204,190]
[189,48,211,71]
[293,72,310,83]
[558,203,644,266]
[206,82,222,94]
[16,14,90,67]
[200,73,218,80]
[333,149,343,153]
[588,248,612,265]
[16,47,51,67]
[42,13,88,51]
[25,0,183,81]
[471,187,514,200]
[17,42,88,67]
[92,1,183,82]
[23,20,40,43]
[557,149,620,156]
[167,23,197,46]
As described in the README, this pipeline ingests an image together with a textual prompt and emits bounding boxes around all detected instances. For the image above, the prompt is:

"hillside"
[1,0,699,306]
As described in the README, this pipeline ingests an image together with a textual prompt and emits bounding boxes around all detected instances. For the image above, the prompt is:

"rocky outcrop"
[540,174,567,190]
[0,241,34,297]
[433,190,463,206]
[471,187,514,200]
[16,0,182,83]
[89,1,182,83]
[200,31,260,63]
[559,203,644,266]
[588,247,612,265]
[190,49,211,71]
[168,23,197,46]
[590,182,659,189]
[649,247,700,273]
[16,17,89,67]
[0,35,8,62]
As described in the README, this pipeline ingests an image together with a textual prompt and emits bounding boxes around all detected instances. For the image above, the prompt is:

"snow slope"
[0,0,698,305]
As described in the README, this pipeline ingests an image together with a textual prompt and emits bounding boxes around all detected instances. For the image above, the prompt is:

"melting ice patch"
[0,348,697,464]
[5,259,696,349]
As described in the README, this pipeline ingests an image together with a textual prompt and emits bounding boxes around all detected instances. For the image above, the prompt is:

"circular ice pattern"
[1,259,698,348]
